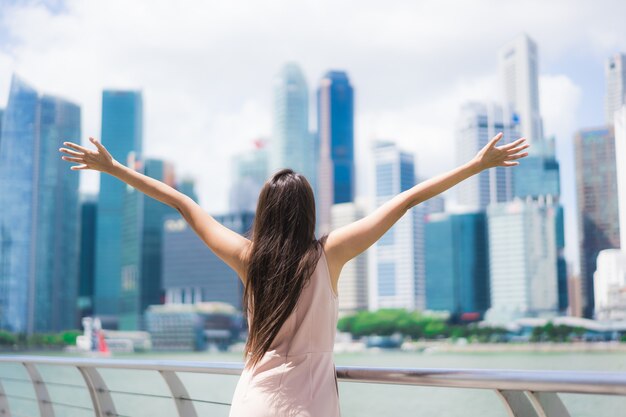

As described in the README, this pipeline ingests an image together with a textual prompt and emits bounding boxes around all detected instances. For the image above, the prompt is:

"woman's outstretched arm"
[324,132,529,283]
[59,137,251,279]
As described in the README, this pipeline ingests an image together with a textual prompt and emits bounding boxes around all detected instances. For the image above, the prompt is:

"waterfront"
[2,350,625,416]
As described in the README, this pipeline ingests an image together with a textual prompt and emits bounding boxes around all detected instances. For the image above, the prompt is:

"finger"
[488,132,504,148]
[502,161,520,167]
[507,152,529,161]
[59,147,84,157]
[89,137,106,152]
[506,143,530,154]
[62,156,83,163]
[70,164,89,170]
[500,137,526,151]
[63,141,90,153]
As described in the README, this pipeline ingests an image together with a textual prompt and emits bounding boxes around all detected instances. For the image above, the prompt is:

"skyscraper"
[330,202,369,314]
[78,194,98,321]
[372,141,419,310]
[615,107,626,248]
[0,108,4,147]
[272,64,316,187]
[0,75,81,333]
[162,212,254,309]
[485,197,561,324]
[498,34,543,146]
[229,139,268,213]
[119,159,179,330]
[455,102,517,209]
[605,54,626,125]
[317,71,355,233]
[512,136,560,200]
[425,211,490,320]
[94,90,143,323]
[574,127,621,318]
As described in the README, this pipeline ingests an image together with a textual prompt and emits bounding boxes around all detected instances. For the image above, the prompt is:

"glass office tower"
[0,75,81,333]
[425,211,490,320]
[94,90,143,324]
[119,159,178,330]
[317,71,354,233]
[574,127,620,318]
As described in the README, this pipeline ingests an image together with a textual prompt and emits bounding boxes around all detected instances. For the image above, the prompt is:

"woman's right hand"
[59,137,118,173]
[472,132,529,171]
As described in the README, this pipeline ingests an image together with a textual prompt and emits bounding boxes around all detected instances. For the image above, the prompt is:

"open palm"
[474,132,529,170]
[59,137,117,173]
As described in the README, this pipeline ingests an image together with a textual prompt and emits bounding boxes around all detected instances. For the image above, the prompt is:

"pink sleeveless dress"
[229,250,341,417]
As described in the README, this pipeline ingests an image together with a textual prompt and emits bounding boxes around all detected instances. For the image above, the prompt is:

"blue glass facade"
[34,95,81,332]
[0,76,38,333]
[119,159,178,330]
[0,75,81,333]
[79,194,98,319]
[318,71,354,204]
[94,90,143,319]
[162,212,254,310]
[513,155,560,199]
[425,212,490,319]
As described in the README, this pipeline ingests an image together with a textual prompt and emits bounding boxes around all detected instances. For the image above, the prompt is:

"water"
[1,350,625,416]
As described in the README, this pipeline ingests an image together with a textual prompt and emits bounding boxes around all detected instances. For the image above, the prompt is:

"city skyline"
[1,0,625,276]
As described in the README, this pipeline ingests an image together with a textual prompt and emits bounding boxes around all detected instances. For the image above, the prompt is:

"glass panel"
[339,382,509,417]
[36,364,94,417]
[0,362,39,417]
[97,368,178,417]
[177,371,240,414]
[560,393,626,417]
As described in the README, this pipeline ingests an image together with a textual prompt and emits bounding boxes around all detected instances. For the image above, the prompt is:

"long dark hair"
[243,168,326,368]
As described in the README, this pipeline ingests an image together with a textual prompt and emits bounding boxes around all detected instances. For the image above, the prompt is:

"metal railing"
[0,355,625,417]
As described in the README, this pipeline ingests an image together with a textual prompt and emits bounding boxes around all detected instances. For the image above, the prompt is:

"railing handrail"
[1,354,626,396]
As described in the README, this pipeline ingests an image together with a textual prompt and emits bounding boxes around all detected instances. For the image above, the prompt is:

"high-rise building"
[317,71,354,233]
[229,139,268,213]
[498,34,543,147]
[119,159,179,330]
[0,108,4,147]
[94,90,143,323]
[485,197,561,324]
[330,202,368,314]
[512,136,560,200]
[271,63,316,188]
[372,141,420,310]
[615,107,626,247]
[593,249,626,320]
[78,194,98,321]
[425,211,490,320]
[605,54,626,125]
[162,212,254,310]
[455,102,518,209]
[574,127,620,318]
[0,75,81,333]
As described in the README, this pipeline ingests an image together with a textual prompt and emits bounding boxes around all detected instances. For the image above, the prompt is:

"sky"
[1,0,625,272]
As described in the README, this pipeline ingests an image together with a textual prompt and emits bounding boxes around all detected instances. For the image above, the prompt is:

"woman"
[60,132,528,416]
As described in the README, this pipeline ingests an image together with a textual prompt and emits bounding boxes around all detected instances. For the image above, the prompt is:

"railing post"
[496,390,544,417]
[533,392,570,417]
[0,378,11,416]
[23,362,55,417]
[159,370,198,417]
[77,366,117,417]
